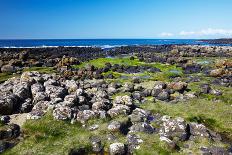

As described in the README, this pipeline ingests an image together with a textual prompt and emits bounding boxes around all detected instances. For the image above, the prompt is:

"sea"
[0,39,230,49]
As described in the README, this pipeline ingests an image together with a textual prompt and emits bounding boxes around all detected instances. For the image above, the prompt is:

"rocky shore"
[200,38,232,45]
[0,45,231,154]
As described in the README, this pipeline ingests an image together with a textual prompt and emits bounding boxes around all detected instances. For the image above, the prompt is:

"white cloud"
[160,32,174,37]
[179,28,232,36]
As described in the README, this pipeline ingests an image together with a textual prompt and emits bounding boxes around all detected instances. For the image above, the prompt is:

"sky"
[0,0,232,39]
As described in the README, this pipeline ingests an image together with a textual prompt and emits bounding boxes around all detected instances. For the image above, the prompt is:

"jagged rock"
[20,71,43,85]
[0,60,3,68]
[154,81,166,89]
[53,106,72,120]
[142,89,152,97]
[45,85,68,99]
[13,83,31,100]
[33,92,49,104]
[107,87,117,95]
[123,83,134,92]
[33,101,50,112]
[64,95,78,106]
[189,123,209,138]
[92,101,110,111]
[76,110,95,123]
[129,108,150,124]
[0,94,19,115]
[156,90,170,101]
[0,116,10,124]
[114,95,133,106]
[0,124,20,139]
[209,89,222,96]
[129,122,155,134]
[20,98,33,113]
[107,121,121,132]
[44,79,59,87]
[65,80,78,93]
[31,83,45,97]
[127,134,143,152]
[200,84,211,94]
[89,136,103,153]
[107,105,130,118]
[210,68,225,77]
[0,141,9,153]
[159,116,189,141]
[132,91,142,101]
[75,88,84,96]
[109,143,125,155]
[168,82,188,92]
[160,136,179,151]
[77,96,86,105]
[27,109,45,119]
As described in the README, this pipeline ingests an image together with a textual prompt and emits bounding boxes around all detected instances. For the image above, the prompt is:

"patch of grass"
[73,57,143,69]
[23,67,55,74]
[0,67,55,83]
[141,99,232,139]
[3,113,92,155]
[0,72,17,83]
[73,57,183,82]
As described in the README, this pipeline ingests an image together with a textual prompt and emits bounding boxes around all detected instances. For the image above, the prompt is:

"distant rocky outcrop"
[200,38,232,44]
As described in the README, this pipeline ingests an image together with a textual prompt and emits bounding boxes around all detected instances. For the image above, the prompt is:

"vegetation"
[141,99,232,139]
[0,67,55,83]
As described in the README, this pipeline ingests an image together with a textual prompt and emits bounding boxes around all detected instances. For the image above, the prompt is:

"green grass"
[73,57,183,82]
[3,113,127,155]
[0,67,55,83]
[23,67,55,74]
[0,72,18,83]
[73,57,143,68]
[141,98,232,139]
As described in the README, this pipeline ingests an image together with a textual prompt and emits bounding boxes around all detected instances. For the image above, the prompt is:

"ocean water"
[0,39,229,49]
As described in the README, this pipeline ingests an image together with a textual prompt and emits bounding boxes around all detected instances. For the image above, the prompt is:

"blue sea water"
[0,39,229,48]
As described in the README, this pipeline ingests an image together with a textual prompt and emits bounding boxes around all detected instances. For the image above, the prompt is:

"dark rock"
[0,124,20,140]
[156,90,170,101]
[89,136,103,153]
[129,122,155,134]
[0,94,19,115]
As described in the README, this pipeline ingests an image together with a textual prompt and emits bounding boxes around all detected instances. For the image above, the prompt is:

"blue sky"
[1,0,232,39]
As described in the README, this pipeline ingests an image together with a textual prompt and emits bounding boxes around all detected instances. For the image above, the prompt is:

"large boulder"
[0,124,20,139]
[127,134,143,152]
[33,92,49,104]
[53,106,72,120]
[107,105,130,118]
[210,68,225,77]
[65,80,78,93]
[45,85,68,99]
[13,83,31,101]
[31,83,45,97]
[109,143,125,155]
[167,82,188,92]
[114,95,133,106]
[107,121,121,132]
[0,94,19,115]
[159,116,189,141]
[129,122,155,134]
[76,110,95,123]
[1,65,15,73]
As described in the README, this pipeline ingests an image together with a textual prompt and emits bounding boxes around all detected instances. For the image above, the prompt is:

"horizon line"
[0,38,223,40]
